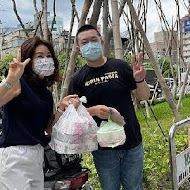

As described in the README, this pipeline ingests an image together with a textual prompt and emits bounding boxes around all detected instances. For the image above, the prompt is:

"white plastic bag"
[97,119,126,148]
[49,96,98,154]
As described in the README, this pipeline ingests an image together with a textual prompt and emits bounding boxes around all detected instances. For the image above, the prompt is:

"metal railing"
[169,117,190,190]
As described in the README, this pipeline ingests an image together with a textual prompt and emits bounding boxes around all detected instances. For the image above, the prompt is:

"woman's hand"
[6,49,30,85]
[58,94,80,111]
[46,95,80,135]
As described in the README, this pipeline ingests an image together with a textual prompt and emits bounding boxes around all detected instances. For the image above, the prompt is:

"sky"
[0,0,189,42]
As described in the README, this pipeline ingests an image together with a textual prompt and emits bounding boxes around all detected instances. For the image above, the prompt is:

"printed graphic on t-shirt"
[85,71,119,87]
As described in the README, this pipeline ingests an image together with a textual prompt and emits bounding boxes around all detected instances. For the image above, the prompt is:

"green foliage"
[158,57,170,72]
[124,54,132,64]
[57,52,67,75]
[137,101,172,189]
[163,69,177,78]
[76,55,87,70]
[137,97,190,189]
[158,57,176,78]
[82,97,190,189]
[0,54,15,76]
[82,152,101,190]
[57,53,87,77]
[109,51,115,58]
[144,62,154,69]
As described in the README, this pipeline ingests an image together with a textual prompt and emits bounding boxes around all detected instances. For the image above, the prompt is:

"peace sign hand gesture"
[7,49,30,85]
[132,52,146,83]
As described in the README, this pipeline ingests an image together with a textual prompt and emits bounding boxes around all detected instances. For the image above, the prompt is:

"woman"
[0,37,80,190]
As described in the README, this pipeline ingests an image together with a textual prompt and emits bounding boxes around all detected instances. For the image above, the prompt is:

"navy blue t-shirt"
[0,77,53,147]
[68,58,142,150]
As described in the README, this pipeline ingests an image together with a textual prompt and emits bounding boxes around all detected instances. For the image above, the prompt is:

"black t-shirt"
[0,77,53,147]
[68,57,142,150]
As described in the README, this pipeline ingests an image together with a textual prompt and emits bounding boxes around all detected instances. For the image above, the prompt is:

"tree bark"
[11,0,29,38]
[33,0,44,38]
[111,0,124,59]
[60,0,93,100]
[119,0,127,17]
[60,0,77,99]
[66,0,77,59]
[50,0,56,33]
[177,63,190,111]
[89,0,103,27]
[102,0,109,56]
[43,0,49,41]
[107,0,127,53]
[33,10,44,37]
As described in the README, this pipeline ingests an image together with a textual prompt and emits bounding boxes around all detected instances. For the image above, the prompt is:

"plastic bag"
[49,96,98,154]
[97,119,126,148]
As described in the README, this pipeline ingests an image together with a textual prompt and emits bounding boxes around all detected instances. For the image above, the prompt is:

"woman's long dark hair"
[21,36,60,87]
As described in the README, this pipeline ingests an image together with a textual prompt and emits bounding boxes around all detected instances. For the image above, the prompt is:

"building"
[53,30,75,55]
[34,12,64,35]
[0,11,73,59]
[0,28,74,60]
[150,31,178,65]
[0,28,34,59]
[48,16,64,34]
[181,15,190,71]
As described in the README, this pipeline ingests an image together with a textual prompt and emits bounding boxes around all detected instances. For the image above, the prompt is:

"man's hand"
[7,49,30,85]
[87,105,110,119]
[132,52,146,82]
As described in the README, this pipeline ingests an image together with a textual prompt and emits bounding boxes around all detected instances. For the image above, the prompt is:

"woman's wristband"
[1,78,14,89]
[57,106,65,113]
[135,78,145,83]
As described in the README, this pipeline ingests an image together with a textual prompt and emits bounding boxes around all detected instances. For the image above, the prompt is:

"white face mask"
[33,57,55,77]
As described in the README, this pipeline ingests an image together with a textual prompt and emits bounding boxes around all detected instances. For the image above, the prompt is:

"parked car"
[164,78,174,90]
[148,83,162,99]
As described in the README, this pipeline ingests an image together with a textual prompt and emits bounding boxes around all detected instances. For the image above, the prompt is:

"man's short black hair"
[76,24,101,42]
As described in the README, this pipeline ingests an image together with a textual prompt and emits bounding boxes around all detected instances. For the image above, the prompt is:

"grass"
[82,96,190,190]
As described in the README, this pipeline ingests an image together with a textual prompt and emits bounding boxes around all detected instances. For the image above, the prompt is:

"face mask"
[33,57,55,77]
[80,42,103,61]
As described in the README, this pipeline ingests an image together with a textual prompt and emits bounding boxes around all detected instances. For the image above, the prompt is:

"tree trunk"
[60,0,76,99]
[66,0,77,59]
[43,0,49,41]
[33,10,44,37]
[102,0,109,56]
[111,0,124,59]
[11,0,29,38]
[33,0,44,38]
[60,0,93,100]
[177,63,190,111]
[126,0,180,121]
[119,0,127,17]
[107,0,127,54]
[50,0,56,33]
[89,0,103,27]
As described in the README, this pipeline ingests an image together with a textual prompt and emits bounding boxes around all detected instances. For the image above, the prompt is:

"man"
[68,24,150,190]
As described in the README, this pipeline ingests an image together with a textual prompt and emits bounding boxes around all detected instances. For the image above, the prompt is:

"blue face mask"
[80,42,103,61]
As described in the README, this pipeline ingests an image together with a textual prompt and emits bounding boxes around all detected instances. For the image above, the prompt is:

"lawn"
[83,96,190,190]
